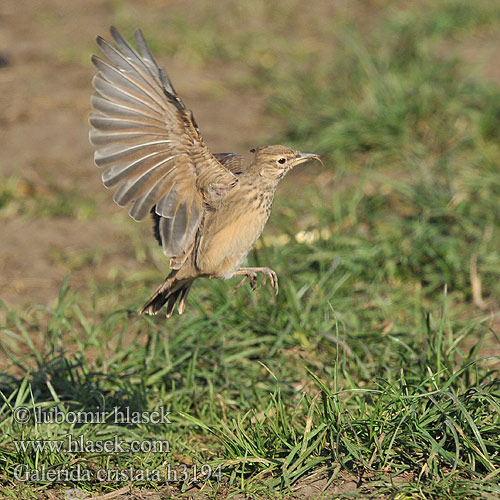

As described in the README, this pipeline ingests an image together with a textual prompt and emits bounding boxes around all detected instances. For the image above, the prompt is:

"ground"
[1,1,500,499]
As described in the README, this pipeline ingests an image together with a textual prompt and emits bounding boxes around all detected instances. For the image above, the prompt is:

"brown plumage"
[89,27,321,317]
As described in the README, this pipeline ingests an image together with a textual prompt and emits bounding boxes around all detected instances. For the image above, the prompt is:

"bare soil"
[39,471,375,499]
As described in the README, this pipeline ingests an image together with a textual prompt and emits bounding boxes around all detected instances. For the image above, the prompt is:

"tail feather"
[177,281,193,314]
[140,275,194,317]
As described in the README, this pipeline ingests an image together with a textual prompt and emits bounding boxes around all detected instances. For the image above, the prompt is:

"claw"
[233,267,279,296]
[258,274,267,290]
[249,272,258,290]
[232,275,248,294]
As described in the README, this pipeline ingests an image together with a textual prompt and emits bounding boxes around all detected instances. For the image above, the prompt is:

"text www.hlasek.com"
[14,435,170,454]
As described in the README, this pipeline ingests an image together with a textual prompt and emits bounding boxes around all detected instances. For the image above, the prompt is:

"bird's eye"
[278,158,286,164]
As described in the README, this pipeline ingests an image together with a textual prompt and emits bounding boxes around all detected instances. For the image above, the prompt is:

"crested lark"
[89,27,320,317]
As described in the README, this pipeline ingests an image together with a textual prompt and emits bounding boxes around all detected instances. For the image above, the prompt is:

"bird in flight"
[89,27,320,317]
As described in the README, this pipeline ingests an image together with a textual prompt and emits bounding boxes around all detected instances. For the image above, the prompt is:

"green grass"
[0,271,499,498]
[2,0,500,498]
[0,176,98,220]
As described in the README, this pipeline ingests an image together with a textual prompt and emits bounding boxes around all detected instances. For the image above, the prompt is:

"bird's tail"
[140,273,194,317]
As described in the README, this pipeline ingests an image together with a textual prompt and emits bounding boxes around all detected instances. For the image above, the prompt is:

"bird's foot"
[233,267,279,295]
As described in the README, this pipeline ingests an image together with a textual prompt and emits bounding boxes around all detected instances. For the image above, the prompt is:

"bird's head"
[250,145,321,183]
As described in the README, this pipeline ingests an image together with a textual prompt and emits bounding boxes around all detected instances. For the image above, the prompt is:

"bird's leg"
[233,267,279,295]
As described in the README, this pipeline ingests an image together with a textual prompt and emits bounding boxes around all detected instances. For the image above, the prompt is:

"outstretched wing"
[89,26,238,258]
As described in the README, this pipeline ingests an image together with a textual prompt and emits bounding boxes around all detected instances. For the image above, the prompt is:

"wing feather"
[102,151,171,188]
[89,27,237,258]
[90,94,165,125]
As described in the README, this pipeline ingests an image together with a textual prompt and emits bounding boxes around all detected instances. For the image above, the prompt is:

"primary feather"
[89,26,238,258]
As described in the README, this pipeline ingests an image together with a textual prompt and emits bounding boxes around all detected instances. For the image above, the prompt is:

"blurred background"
[1,2,500,496]
[1,0,500,319]
[1,0,500,316]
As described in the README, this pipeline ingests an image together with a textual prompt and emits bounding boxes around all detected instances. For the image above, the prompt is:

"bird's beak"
[292,152,322,167]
